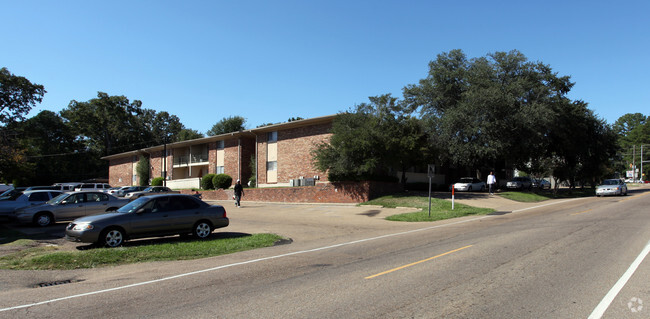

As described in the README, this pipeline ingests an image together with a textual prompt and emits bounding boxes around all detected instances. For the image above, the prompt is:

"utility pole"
[633,145,636,182]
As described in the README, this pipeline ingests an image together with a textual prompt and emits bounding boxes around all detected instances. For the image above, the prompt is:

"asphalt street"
[0,187,649,318]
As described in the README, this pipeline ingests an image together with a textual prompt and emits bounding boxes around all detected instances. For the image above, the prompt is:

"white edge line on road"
[588,239,650,319]
[0,215,493,313]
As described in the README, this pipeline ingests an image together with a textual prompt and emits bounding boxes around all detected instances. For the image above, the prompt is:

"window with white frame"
[216,166,225,174]
[267,161,277,171]
[217,140,224,149]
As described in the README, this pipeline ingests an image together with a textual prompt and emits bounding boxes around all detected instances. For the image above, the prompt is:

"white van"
[74,183,112,192]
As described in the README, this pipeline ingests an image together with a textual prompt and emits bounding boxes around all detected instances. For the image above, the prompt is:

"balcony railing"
[191,153,209,163]
[174,155,189,166]
[173,153,208,167]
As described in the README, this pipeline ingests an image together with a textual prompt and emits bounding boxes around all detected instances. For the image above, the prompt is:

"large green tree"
[613,113,650,180]
[15,110,97,184]
[312,94,428,183]
[403,49,573,172]
[61,92,148,156]
[141,109,184,144]
[206,116,246,136]
[177,128,204,141]
[0,67,46,126]
[0,67,46,182]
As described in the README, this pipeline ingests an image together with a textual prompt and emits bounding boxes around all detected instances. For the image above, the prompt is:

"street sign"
[428,164,435,177]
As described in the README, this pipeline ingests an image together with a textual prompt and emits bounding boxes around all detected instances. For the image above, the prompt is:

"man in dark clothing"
[234,179,244,207]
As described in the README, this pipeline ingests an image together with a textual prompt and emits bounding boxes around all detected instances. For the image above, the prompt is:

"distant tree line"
[0,67,246,186]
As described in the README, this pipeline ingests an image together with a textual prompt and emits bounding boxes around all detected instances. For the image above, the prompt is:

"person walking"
[487,172,496,196]
[234,179,244,207]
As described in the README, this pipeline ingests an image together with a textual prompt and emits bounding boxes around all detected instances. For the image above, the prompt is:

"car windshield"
[602,179,619,185]
[46,193,69,205]
[143,187,155,192]
[459,178,474,183]
[117,197,150,213]
[0,189,22,200]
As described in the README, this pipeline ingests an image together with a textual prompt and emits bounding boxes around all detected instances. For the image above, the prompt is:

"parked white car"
[74,183,112,192]
[596,179,628,197]
[451,177,486,192]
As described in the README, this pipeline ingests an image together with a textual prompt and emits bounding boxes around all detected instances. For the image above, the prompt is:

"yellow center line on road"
[365,245,473,280]
[571,209,593,216]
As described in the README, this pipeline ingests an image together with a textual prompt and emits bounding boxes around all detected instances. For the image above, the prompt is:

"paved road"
[1,188,649,318]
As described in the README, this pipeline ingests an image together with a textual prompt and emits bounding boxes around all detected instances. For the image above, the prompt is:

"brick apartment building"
[103,115,336,190]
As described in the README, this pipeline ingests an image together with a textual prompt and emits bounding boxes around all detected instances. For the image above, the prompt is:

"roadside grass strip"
[365,245,473,279]
[361,195,493,222]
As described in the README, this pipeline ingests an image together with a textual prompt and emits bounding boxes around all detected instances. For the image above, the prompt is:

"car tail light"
[223,208,227,218]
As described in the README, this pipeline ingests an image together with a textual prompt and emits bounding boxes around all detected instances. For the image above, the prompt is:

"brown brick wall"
[108,156,134,187]
[277,123,331,183]
[208,141,217,174]
[181,181,402,204]
[257,134,269,184]
[223,139,239,185]
[240,137,255,184]
[255,122,332,185]
[150,150,163,181]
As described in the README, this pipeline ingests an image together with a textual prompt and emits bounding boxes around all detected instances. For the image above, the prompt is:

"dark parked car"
[65,194,229,247]
[13,191,129,226]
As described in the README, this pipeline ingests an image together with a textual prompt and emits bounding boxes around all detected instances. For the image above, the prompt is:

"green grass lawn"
[0,233,285,270]
[499,188,595,202]
[361,194,494,222]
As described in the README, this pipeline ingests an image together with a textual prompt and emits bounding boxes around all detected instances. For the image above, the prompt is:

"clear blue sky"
[3,0,648,134]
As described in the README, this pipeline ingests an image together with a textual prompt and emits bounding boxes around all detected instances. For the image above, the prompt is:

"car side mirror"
[136,208,150,214]
[61,200,69,205]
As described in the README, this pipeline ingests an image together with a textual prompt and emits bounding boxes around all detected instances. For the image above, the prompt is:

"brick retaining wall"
[180,181,402,204]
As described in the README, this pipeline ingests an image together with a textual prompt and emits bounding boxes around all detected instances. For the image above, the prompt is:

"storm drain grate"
[36,280,72,288]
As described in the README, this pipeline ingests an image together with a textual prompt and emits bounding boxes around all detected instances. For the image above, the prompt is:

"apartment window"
[267,131,277,143]
[217,140,224,149]
[216,166,225,174]
[267,161,277,171]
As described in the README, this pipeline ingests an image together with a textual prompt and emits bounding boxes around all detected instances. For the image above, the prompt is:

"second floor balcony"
[173,153,209,167]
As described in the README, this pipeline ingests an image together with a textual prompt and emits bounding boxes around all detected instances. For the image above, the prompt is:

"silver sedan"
[13,191,128,226]
[595,179,628,196]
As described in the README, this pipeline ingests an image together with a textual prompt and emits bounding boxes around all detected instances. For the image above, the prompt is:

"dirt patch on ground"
[0,237,82,257]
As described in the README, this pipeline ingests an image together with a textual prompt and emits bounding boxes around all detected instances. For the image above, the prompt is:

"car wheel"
[101,228,125,248]
[33,212,53,227]
[480,185,485,192]
[193,221,212,239]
